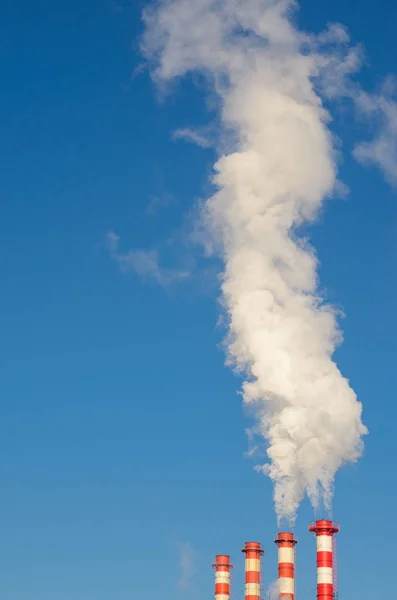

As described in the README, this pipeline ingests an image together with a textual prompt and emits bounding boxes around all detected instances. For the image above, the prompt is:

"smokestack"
[213,555,232,600]
[309,520,339,600]
[274,532,297,600]
[242,542,264,600]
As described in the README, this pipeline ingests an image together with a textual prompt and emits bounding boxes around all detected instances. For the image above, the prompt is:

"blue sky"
[1,1,397,599]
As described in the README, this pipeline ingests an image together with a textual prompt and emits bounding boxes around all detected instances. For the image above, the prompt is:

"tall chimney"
[242,542,264,600]
[274,532,297,600]
[213,555,232,600]
[309,520,339,600]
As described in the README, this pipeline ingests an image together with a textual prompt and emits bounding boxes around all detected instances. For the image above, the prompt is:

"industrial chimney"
[213,555,232,600]
[309,520,339,600]
[274,532,297,600]
[242,542,264,600]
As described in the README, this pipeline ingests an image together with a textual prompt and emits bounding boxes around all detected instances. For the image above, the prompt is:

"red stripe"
[279,563,294,578]
[215,584,230,594]
[278,571,294,579]
[317,583,334,600]
[317,551,333,568]
[246,571,260,583]
[277,543,295,548]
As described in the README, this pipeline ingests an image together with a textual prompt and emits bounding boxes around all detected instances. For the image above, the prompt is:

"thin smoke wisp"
[141,0,368,523]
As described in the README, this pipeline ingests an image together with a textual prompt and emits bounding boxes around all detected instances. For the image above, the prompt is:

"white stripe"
[279,577,294,594]
[317,567,333,584]
[316,536,333,552]
[215,573,230,584]
[245,583,260,595]
[279,547,294,563]
[215,594,230,600]
[245,558,260,571]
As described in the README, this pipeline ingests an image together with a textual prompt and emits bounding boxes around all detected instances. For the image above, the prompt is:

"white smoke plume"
[177,541,198,590]
[267,580,280,600]
[141,0,368,523]
[353,81,397,185]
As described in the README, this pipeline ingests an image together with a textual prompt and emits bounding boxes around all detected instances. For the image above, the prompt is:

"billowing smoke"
[267,580,280,600]
[142,0,367,523]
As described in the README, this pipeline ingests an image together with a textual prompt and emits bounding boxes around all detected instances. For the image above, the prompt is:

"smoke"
[177,541,198,590]
[106,231,190,285]
[353,80,397,185]
[267,579,280,600]
[141,0,368,523]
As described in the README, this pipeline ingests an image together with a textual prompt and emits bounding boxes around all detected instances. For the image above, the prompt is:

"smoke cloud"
[177,541,198,591]
[141,0,368,523]
[267,579,280,600]
[353,81,397,185]
[107,231,189,285]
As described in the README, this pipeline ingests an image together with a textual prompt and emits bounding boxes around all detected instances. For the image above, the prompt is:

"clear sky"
[1,1,396,599]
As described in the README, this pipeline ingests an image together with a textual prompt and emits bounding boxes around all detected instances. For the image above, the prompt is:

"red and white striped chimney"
[213,555,232,600]
[274,532,297,600]
[309,520,339,600]
[242,542,264,600]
